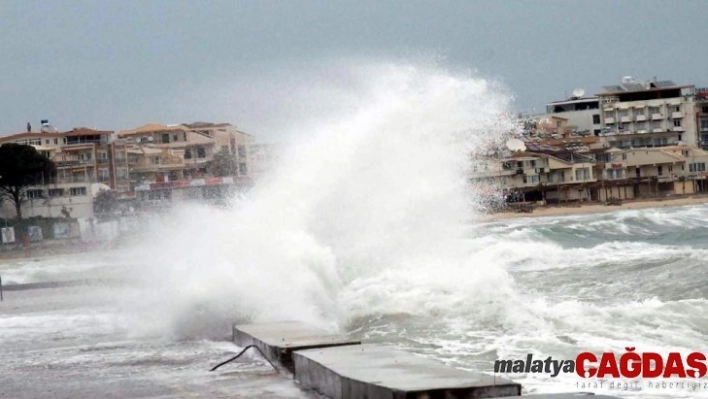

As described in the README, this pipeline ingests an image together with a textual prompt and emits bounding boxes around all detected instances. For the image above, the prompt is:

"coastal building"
[117,122,254,205]
[471,143,598,204]
[695,88,708,149]
[597,77,698,149]
[0,120,257,219]
[545,95,602,136]
[0,124,128,219]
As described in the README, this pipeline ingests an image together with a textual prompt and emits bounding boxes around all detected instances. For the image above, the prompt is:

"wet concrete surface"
[0,285,316,398]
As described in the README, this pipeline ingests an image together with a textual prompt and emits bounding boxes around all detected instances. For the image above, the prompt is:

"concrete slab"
[293,344,522,399]
[233,321,361,373]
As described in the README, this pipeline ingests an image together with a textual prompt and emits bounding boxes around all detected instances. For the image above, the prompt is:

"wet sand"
[480,195,708,222]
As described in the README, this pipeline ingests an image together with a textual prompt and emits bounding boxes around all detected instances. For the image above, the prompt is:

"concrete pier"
[232,321,361,373]
[497,395,620,398]
[293,344,522,399]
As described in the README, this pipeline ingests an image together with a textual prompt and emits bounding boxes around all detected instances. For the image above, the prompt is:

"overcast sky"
[1,0,707,140]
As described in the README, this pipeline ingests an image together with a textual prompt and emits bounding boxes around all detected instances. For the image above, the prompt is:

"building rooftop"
[597,78,693,96]
[546,96,599,105]
[63,127,113,137]
[119,123,188,136]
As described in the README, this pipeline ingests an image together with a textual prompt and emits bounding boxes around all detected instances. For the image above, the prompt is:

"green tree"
[93,189,119,220]
[208,147,238,177]
[0,143,56,219]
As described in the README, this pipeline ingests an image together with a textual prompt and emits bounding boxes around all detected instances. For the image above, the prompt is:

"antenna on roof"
[572,88,585,98]
[506,138,526,152]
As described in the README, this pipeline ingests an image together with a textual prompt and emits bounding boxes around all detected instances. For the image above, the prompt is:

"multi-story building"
[545,95,603,136]
[695,88,708,149]
[117,122,254,204]
[597,77,698,149]
[0,125,129,219]
[475,141,708,206]
[472,143,598,203]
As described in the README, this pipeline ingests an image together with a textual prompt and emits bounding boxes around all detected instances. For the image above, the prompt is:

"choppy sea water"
[2,205,708,398]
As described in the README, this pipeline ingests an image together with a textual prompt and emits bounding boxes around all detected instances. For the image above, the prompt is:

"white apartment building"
[545,96,603,136]
[597,77,698,149]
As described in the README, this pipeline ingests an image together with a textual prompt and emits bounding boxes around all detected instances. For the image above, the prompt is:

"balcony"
[672,112,684,119]
[652,113,664,120]
[652,128,665,133]
[605,117,616,124]
[637,129,648,134]
[672,126,685,132]
[620,116,632,123]
[635,115,647,122]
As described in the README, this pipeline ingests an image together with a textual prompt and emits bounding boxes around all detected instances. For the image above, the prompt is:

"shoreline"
[479,194,708,222]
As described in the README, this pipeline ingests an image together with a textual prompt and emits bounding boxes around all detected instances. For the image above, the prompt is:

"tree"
[208,147,238,177]
[93,189,119,220]
[0,143,56,219]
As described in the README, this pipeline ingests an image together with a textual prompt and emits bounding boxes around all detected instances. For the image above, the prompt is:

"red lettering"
[663,353,686,378]
[642,352,663,378]
[663,352,686,378]
[576,352,597,378]
[686,352,707,378]
[597,352,620,378]
[619,347,641,378]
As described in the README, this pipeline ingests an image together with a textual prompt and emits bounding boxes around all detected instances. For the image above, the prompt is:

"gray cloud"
[1,0,707,138]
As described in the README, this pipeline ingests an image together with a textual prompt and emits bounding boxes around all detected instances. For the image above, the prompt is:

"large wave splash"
[120,61,520,340]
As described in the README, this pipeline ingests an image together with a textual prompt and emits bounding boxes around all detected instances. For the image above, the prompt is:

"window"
[674,119,682,127]
[48,188,64,197]
[54,138,58,145]
[197,147,206,158]
[239,162,248,175]
[523,175,539,184]
[152,156,160,164]
[607,169,623,180]
[162,134,170,143]
[658,166,663,176]
[593,114,601,124]
[668,165,673,173]
[117,168,128,179]
[575,168,590,181]
[184,149,192,159]
[549,171,565,183]
[99,169,109,181]
[70,187,87,196]
[26,189,43,199]
[238,145,247,158]
[622,154,627,160]
[79,152,92,162]
[173,134,179,142]
[45,139,49,144]
[689,163,706,173]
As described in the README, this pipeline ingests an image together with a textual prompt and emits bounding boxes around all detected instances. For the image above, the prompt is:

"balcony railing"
[652,113,664,120]
[605,117,616,124]
[672,112,684,119]
[635,115,647,122]
[620,116,632,123]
